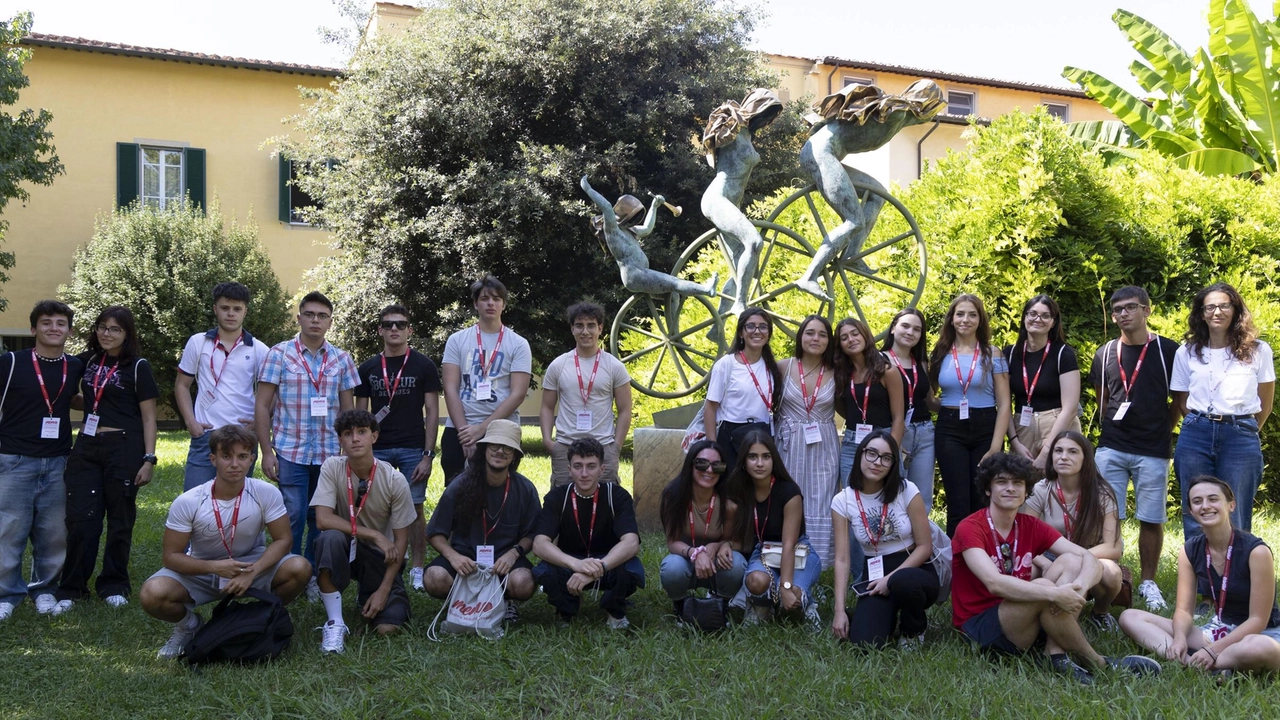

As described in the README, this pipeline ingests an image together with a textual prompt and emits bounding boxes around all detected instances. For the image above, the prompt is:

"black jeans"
[847,551,939,647]
[441,427,465,485]
[935,407,998,536]
[314,529,410,627]
[58,430,144,600]
[534,557,645,619]
[716,420,771,473]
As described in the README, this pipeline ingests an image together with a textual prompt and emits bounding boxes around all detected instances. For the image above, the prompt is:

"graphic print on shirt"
[364,373,421,397]
[459,347,508,403]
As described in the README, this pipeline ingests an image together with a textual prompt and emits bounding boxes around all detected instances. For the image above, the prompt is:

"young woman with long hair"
[702,308,783,472]
[835,318,903,489]
[1004,295,1081,472]
[880,308,938,509]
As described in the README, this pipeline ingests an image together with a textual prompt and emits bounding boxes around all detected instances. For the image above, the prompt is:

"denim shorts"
[1095,447,1170,524]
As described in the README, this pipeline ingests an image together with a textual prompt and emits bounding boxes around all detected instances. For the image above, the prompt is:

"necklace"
[573,485,596,500]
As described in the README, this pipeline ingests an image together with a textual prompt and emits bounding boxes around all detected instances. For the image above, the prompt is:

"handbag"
[182,587,294,667]
[927,520,953,605]
[760,541,808,570]
[679,594,728,632]
[1115,564,1135,608]
[427,567,508,641]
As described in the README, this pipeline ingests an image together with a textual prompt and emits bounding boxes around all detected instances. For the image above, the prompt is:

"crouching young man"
[951,453,1159,684]
[140,425,311,659]
[533,438,644,629]
[424,419,539,619]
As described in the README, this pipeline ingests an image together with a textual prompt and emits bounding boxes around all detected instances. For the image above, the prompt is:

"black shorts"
[427,552,533,578]
[960,604,1045,656]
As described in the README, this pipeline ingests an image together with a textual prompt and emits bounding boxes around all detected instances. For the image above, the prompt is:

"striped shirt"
[259,335,359,465]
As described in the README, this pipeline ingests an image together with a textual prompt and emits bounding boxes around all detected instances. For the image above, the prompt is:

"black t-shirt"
[749,479,805,547]
[355,349,441,450]
[1187,531,1280,628]
[1005,341,1080,412]
[535,483,638,559]
[883,353,931,423]
[1086,335,1178,458]
[844,379,893,429]
[0,350,85,457]
[425,471,540,558]
[79,353,159,436]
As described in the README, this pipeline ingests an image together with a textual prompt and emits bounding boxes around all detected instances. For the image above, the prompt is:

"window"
[843,74,875,88]
[0,335,34,354]
[279,157,333,225]
[1043,101,1070,122]
[141,147,184,209]
[116,143,205,212]
[946,90,976,116]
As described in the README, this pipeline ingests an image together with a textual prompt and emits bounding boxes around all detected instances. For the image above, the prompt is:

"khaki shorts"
[549,440,621,486]
[1013,406,1081,458]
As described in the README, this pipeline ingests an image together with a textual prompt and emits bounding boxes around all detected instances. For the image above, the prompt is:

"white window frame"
[946,89,977,117]
[842,74,875,88]
[1042,100,1071,122]
[140,144,185,210]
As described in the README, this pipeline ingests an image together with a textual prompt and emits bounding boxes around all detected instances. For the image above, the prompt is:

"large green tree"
[289,0,806,365]
[0,11,64,311]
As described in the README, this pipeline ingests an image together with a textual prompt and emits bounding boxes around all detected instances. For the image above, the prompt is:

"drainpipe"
[916,120,940,180]
[824,58,843,95]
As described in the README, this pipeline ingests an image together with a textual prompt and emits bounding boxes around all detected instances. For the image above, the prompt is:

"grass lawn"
[2,429,1277,718]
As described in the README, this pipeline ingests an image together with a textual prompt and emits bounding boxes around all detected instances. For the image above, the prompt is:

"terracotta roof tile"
[21,33,343,77]
[767,52,1088,99]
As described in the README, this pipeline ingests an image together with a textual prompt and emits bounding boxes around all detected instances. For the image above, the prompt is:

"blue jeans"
[1175,411,1263,537]
[183,431,258,492]
[373,447,426,505]
[901,420,936,510]
[276,457,322,563]
[0,454,66,606]
[744,536,823,607]
[659,551,746,600]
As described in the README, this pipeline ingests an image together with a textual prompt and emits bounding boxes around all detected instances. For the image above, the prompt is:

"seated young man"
[533,438,644,629]
[424,419,539,617]
[311,410,416,654]
[140,425,312,659]
[951,453,1159,684]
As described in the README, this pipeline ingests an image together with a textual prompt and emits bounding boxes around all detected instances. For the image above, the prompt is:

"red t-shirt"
[950,509,1062,627]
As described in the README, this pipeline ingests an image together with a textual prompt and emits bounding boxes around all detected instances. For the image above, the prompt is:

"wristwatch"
[782,581,793,591]
[423,448,436,459]
[142,454,158,465]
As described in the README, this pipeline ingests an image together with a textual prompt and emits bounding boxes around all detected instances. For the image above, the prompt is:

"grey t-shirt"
[165,477,288,561]
[543,349,631,444]
[441,324,532,428]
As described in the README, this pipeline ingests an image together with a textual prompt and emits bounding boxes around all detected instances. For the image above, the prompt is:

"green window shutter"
[278,156,291,223]
[184,147,206,213]
[116,142,139,209]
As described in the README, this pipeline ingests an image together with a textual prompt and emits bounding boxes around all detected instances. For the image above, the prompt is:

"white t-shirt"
[543,349,631,444]
[177,330,271,430]
[705,354,773,423]
[1171,342,1275,415]
[831,481,920,557]
[165,477,288,561]
[441,324,533,427]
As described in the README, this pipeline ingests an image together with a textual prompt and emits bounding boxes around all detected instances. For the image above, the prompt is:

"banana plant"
[1061,0,1279,176]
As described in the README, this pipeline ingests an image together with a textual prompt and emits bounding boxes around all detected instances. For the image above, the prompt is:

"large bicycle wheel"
[609,292,725,399]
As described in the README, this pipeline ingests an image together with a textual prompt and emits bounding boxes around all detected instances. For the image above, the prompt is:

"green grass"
[1,430,1277,718]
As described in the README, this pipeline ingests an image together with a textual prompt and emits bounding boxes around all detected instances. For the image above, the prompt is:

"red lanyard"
[888,350,916,411]
[737,352,773,411]
[1206,533,1235,623]
[379,353,408,409]
[570,486,600,552]
[293,340,331,393]
[853,489,890,552]
[688,495,716,546]
[345,460,378,540]
[476,325,506,378]
[798,363,824,418]
[849,377,872,423]
[481,474,511,544]
[752,477,775,541]
[209,334,244,391]
[574,351,602,405]
[210,486,244,559]
[1020,341,1051,402]
[1115,335,1154,398]
[985,510,1019,575]
[30,352,68,417]
[1053,483,1075,541]
[950,346,980,399]
[88,357,120,414]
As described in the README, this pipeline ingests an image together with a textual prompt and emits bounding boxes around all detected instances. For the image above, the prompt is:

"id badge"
[1113,401,1131,421]
[310,396,329,417]
[576,411,592,431]
[349,539,357,563]
[1019,406,1034,427]
[866,555,885,581]
[855,423,872,444]
[374,406,391,422]
[959,398,970,420]
[476,545,495,567]
[196,390,215,419]
[218,575,230,590]
[803,422,822,445]
[41,416,61,439]
[475,380,493,401]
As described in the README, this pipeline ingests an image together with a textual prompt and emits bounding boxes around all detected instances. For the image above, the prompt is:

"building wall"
[1,46,335,334]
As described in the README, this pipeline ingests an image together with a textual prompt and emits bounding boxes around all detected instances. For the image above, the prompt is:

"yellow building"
[765,53,1116,188]
[1,33,340,347]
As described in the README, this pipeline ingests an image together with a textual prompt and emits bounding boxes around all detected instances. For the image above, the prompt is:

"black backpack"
[183,587,294,666]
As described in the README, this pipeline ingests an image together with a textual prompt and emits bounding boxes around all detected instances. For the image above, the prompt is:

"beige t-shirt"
[543,349,631,444]
[311,456,416,540]
[1022,478,1117,546]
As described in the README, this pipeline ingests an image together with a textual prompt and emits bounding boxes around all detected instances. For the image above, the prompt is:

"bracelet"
[1203,646,1218,664]
[689,546,705,563]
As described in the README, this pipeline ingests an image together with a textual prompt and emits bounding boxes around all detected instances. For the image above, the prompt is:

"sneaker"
[1089,612,1120,633]
[157,613,204,659]
[1048,653,1095,685]
[34,594,57,615]
[0,602,14,621]
[503,602,519,625]
[51,599,73,616]
[409,567,425,591]
[306,577,321,603]
[319,620,348,654]
[605,614,630,630]
[1106,654,1162,677]
[104,594,129,608]
[803,598,822,633]
[555,613,573,629]
[743,604,772,626]
[898,632,926,652]
[1138,580,1167,611]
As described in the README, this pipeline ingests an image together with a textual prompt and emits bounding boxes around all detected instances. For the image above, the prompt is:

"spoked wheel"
[609,292,726,399]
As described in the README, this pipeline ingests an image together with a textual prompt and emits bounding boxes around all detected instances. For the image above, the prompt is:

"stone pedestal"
[632,426,688,532]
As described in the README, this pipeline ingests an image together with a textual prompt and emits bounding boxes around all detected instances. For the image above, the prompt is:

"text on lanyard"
[888,350,916,412]
[346,460,379,539]
[849,376,873,423]
[209,334,245,391]
[1053,483,1075,541]
[854,489,890,553]
[379,353,408,408]
[210,486,245,559]
[737,352,773,412]
[1114,334,1154,399]
[1020,341,1052,403]
[574,351,602,405]
[88,358,120,414]
[688,494,716,546]
[1206,533,1235,624]
[985,509,1020,576]
[571,486,600,553]
[481,474,512,544]
[294,339,333,393]
[950,345,981,399]
[476,325,506,378]
[752,476,775,542]
[30,352,68,416]
[798,362,825,418]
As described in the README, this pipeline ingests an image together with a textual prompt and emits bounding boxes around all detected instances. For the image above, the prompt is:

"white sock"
[320,591,344,625]
[179,606,198,629]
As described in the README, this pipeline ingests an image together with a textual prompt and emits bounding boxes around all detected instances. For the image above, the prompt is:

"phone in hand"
[852,580,873,597]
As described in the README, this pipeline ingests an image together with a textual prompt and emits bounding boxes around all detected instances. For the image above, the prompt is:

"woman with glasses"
[930,294,1010,536]
[1171,283,1274,538]
[880,308,938,510]
[702,308,783,472]
[830,429,937,649]
[53,306,159,615]
[1004,295,1081,473]
[659,440,746,615]
[835,318,904,490]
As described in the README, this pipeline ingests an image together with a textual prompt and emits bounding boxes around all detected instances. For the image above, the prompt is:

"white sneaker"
[898,632,926,652]
[605,614,630,630]
[104,594,129,608]
[803,598,822,633]
[34,594,57,615]
[0,601,14,621]
[51,599,73,616]
[410,567,425,591]
[319,620,348,654]
[1138,580,1167,611]
[157,613,204,659]
[504,602,519,624]
[306,577,321,603]
[743,605,772,626]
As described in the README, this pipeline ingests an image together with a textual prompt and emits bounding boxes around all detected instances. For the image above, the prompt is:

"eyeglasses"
[998,542,1014,574]
[693,459,727,474]
[379,320,409,329]
[1025,312,1053,322]
[742,323,770,334]
[1202,302,1233,315]
[1110,303,1146,317]
[862,448,895,466]
[95,325,125,336]
[486,445,515,456]
[301,311,332,321]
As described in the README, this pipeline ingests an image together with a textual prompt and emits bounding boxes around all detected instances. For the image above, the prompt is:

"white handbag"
[761,541,808,570]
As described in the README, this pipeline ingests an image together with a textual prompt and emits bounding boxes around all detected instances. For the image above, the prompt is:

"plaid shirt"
[259,335,359,465]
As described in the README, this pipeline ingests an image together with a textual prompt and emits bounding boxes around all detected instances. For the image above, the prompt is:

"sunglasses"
[379,320,409,330]
[998,542,1013,575]
[693,459,727,474]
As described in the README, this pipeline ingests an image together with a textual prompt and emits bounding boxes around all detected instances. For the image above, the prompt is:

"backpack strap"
[0,352,16,419]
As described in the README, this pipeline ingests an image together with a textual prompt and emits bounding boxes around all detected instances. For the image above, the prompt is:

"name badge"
[1113,401,1131,421]
[349,539,357,563]
[475,379,493,401]
[803,422,822,445]
[854,423,872,444]
[576,411,593,431]
[217,575,230,590]
[196,390,215,419]
[374,406,391,422]
[310,396,329,417]
[959,398,970,420]
[866,555,885,581]
[476,545,495,567]
[83,414,101,437]
[1019,406,1034,427]
[41,416,61,439]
